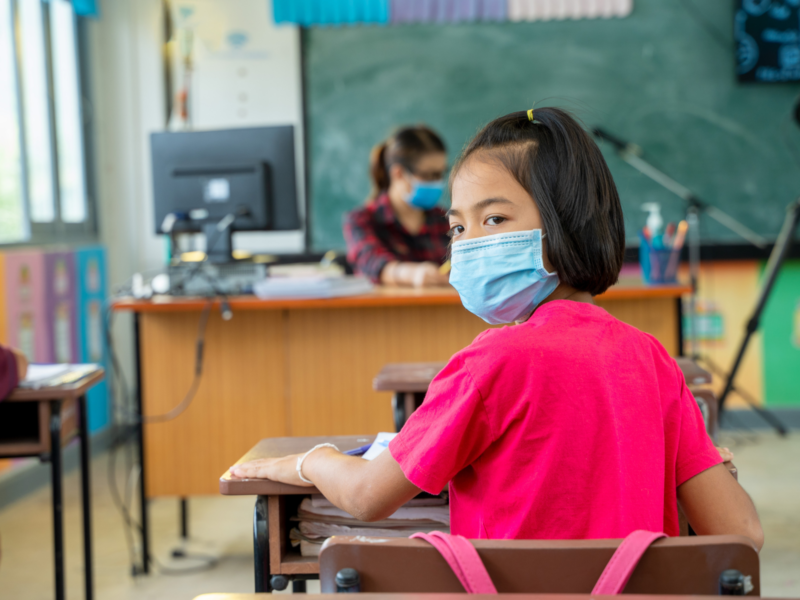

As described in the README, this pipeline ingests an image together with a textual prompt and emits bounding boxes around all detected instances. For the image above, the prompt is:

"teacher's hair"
[451,107,625,296]
[368,126,446,202]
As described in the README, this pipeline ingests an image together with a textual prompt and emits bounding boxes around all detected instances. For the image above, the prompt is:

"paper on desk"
[362,432,397,461]
[253,275,373,299]
[23,364,71,383]
[20,364,98,389]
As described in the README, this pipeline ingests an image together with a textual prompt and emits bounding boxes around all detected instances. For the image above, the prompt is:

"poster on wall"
[43,251,79,364]
[3,251,49,362]
[76,246,110,433]
[736,0,800,82]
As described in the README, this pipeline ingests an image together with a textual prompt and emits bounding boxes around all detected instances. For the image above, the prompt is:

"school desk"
[220,435,375,592]
[0,367,104,600]
[112,281,689,573]
[374,357,715,432]
[220,434,739,593]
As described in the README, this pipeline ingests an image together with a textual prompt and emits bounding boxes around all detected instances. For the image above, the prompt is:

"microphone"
[591,128,642,156]
[161,211,188,234]
[794,95,800,126]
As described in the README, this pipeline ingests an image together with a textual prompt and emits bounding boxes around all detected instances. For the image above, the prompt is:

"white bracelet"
[296,443,339,484]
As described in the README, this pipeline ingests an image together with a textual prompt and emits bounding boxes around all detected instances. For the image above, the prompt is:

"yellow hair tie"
[527,108,534,122]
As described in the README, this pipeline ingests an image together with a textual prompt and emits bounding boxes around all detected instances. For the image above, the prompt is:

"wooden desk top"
[220,435,376,496]
[5,368,105,402]
[374,358,711,392]
[113,282,692,313]
[222,434,735,498]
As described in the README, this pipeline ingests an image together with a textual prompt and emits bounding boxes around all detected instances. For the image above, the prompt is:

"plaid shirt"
[343,193,451,283]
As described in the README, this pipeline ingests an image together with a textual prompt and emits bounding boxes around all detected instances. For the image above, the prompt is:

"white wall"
[87,0,305,400]
[168,0,306,253]
[88,0,166,389]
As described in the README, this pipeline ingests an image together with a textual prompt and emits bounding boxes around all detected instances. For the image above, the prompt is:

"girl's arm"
[677,463,764,550]
[230,448,421,522]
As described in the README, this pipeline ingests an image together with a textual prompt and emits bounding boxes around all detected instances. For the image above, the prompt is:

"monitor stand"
[203,223,234,264]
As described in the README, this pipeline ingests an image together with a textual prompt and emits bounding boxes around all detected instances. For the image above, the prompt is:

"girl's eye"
[486,216,506,226]
[448,225,464,238]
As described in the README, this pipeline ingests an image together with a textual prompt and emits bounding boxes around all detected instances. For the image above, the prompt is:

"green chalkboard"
[305,0,800,251]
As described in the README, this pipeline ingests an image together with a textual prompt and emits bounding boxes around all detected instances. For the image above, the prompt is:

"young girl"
[233,108,763,548]
[343,126,451,287]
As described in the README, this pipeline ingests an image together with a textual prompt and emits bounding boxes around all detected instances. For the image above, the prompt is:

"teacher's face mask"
[404,177,444,210]
[449,229,559,325]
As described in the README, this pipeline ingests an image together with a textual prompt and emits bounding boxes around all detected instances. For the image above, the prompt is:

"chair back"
[693,388,720,442]
[319,534,759,595]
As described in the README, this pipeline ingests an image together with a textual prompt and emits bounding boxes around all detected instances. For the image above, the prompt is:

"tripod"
[717,199,799,435]
[593,128,790,434]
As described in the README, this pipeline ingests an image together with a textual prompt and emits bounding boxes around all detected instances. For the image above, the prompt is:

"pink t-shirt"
[389,300,721,539]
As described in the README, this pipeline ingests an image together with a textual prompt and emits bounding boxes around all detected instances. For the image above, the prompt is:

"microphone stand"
[592,128,788,435]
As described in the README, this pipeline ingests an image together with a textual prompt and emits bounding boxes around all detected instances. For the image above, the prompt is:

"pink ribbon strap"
[411,531,498,594]
[592,530,667,595]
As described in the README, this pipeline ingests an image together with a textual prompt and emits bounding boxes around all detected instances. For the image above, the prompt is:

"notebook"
[253,275,373,299]
[19,364,99,389]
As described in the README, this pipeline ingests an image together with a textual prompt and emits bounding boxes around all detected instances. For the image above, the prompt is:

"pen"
[664,220,688,281]
[344,443,373,456]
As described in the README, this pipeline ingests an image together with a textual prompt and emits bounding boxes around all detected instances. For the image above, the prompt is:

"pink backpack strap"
[411,531,497,594]
[592,530,667,595]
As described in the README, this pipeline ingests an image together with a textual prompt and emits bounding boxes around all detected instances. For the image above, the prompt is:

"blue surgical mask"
[405,179,444,210]
[449,229,559,325]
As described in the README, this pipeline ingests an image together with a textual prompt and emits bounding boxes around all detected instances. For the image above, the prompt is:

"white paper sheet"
[362,431,397,461]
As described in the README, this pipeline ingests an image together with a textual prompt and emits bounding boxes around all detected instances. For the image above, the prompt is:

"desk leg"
[50,401,65,600]
[134,313,150,574]
[392,392,425,432]
[391,393,407,432]
[253,496,272,593]
[78,394,95,600]
[180,497,189,539]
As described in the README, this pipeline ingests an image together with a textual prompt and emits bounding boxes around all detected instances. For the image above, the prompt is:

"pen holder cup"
[640,247,678,284]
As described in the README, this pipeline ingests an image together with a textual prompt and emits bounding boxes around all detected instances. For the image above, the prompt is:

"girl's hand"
[229,454,314,487]
[716,446,734,463]
[412,262,450,288]
[12,348,28,381]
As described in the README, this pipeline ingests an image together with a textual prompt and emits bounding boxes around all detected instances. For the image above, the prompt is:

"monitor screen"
[151,126,301,234]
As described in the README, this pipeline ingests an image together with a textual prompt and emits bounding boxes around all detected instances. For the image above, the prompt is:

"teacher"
[343,126,451,287]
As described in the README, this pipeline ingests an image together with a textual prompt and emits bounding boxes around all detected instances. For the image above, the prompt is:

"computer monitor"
[150,125,301,262]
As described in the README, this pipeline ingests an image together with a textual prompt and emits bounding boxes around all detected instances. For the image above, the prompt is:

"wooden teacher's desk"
[113,282,688,570]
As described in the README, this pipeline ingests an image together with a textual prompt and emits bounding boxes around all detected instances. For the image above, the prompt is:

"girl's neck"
[387,188,425,235]
[516,284,594,324]
[542,283,594,306]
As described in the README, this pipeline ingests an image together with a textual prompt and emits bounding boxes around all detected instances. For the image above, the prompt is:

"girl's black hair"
[452,107,625,296]
[368,125,446,202]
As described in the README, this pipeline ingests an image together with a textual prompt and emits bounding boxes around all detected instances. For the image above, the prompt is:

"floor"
[0,431,797,600]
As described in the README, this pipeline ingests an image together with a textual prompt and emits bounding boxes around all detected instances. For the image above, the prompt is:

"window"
[0,0,92,244]
[0,0,25,242]
[50,0,87,223]
[19,0,56,224]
